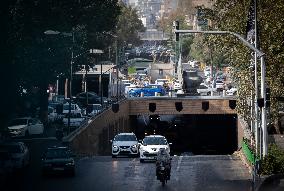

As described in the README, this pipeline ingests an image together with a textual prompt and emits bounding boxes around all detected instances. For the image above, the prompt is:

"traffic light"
[173,21,179,42]
[266,87,270,107]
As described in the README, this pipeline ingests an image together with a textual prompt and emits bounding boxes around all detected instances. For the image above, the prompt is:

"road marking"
[14,137,57,141]
[176,156,183,172]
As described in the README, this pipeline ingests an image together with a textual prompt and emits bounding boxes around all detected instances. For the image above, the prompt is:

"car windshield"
[9,119,27,126]
[0,144,22,153]
[114,135,137,141]
[46,148,69,159]
[143,137,167,145]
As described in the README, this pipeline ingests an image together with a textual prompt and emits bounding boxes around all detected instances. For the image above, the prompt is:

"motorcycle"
[156,162,170,186]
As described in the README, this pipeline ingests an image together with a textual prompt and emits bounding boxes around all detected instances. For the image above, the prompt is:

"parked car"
[48,106,63,124]
[111,133,139,158]
[0,141,30,169]
[62,103,82,114]
[197,83,217,96]
[173,82,182,91]
[226,87,238,96]
[62,113,86,128]
[8,117,44,137]
[139,135,171,162]
[41,146,75,176]
[75,91,100,106]
[215,80,225,90]
[87,104,102,117]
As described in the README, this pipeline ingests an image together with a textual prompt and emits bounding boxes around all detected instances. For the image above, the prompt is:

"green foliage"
[116,4,145,46]
[8,0,121,90]
[128,66,136,74]
[203,0,284,129]
[260,144,284,175]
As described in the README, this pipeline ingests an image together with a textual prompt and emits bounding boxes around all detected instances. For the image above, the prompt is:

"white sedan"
[226,87,238,96]
[8,117,44,137]
[139,135,171,162]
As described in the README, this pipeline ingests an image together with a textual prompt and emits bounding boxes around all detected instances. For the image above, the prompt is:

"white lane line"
[176,156,183,172]
[14,137,57,141]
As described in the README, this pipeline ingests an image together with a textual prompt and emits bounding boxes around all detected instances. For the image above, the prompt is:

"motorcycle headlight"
[66,160,75,166]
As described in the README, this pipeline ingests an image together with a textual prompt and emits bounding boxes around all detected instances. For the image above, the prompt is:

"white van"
[121,79,131,84]
[155,79,169,86]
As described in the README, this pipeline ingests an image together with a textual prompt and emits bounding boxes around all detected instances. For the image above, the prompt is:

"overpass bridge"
[63,96,246,156]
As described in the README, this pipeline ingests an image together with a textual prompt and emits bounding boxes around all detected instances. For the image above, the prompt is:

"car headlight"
[112,145,118,149]
[66,160,75,166]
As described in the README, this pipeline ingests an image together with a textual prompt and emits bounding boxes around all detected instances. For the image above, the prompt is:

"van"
[155,79,169,86]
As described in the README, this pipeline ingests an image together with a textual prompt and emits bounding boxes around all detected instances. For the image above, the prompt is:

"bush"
[259,144,284,175]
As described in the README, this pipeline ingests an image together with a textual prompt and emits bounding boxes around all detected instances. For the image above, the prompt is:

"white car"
[62,113,85,128]
[139,135,171,162]
[62,103,82,114]
[111,133,139,158]
[8,117,44,137]
[173,82,182,91]
[197,84,217,95]
[0,142,30,169]
[226,87,238,96]
[215,80,225,90]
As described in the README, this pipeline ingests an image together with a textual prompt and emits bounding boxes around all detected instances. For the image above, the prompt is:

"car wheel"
[69,169,75,177]
[140,159,144,163]
[25,130,29,137]
[207,92,211,96]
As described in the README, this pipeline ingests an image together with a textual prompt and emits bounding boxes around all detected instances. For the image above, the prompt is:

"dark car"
[75,91,100,107]
[41,146,75,176]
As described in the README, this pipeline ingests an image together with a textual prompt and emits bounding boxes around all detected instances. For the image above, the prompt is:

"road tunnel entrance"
[130,114,238,155]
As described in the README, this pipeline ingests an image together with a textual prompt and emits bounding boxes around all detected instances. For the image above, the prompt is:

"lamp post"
[102,32,118,102]
[44,29,74,134]
[45,29,102,134]
[174,29,267,157]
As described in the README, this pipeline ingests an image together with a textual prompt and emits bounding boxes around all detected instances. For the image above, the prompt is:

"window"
[159,69,163,75]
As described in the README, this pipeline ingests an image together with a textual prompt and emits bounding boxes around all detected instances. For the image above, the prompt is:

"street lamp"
[45,30,102,134]
[44,29,74,135]
[174,29,267,157]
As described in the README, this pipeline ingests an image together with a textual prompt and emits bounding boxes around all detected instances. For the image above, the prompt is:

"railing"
[242,138,257,165]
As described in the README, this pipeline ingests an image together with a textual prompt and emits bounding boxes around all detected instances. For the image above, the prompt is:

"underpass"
[64,96,243,156]
[131,114,238,155]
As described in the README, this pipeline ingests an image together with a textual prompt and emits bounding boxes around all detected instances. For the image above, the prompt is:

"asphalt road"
[2,137,252,191]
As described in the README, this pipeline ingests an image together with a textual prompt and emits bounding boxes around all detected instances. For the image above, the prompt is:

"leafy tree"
[4,0,121,123]
[204,0,284,132]
[116,3,145,46]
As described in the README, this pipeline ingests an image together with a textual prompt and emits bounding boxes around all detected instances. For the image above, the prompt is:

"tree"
[4,0,121,124]
[205,0,284,132]
[116,4,145,46]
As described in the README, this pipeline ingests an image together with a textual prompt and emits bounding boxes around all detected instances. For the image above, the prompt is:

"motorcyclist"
[156,148,171,179]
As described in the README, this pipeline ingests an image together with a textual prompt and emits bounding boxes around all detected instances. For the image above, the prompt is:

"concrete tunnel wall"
[65,100,131,156]
[64,98,247,155]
